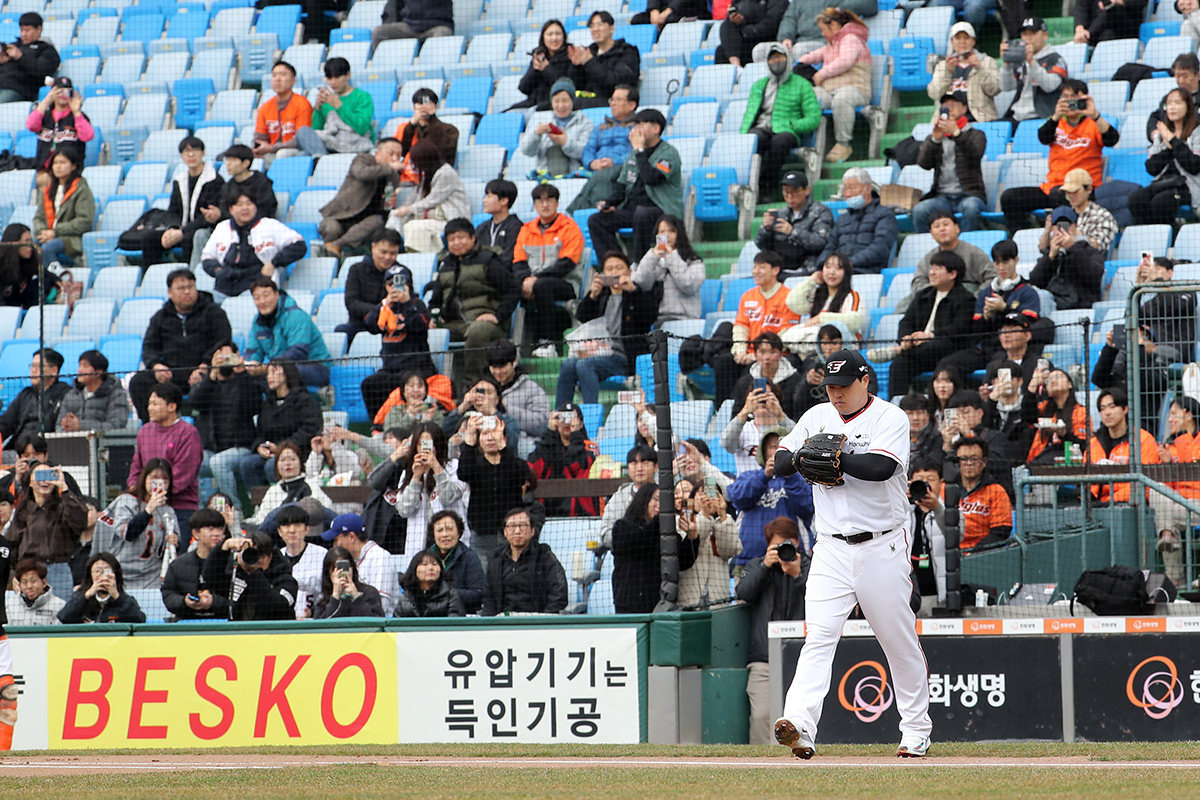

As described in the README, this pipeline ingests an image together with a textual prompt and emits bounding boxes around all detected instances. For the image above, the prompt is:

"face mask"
[768,59,788,76]
[845,193,866,210]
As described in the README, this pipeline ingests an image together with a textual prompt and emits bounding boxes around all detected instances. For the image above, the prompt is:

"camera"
[529,46,549,59]
[775,540,798,563]
[909,479,930,504]
[1002,39,1026,64]
[240,544,261,565]
[1064,98,1085,112]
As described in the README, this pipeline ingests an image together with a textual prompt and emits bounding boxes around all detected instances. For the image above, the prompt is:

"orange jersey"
[1027,400,1089,462]
[959,479,1012,549]
[1088,426,1161,504]
[1042,117,1106,194]
[513,213,585,274]
[255,93,313,145]
[1163,431,1200,499]
[734,285,802,342]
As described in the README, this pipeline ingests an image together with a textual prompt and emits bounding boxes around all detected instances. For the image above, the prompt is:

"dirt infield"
[4,753,1200,776]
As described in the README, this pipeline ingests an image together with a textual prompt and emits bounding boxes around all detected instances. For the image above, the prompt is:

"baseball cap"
[321,513,364,542]
[633,108,667,128]
[781,170,808,189]
[820,349,870,387]
[1050,206,1078,225]
[1021,16,1047,31]
[939,90,969,105]
[999,312,1030,329]
[1060,167,1093,193]
[949,21,976,39]
[47,76,72,90]
[384,263,413,289]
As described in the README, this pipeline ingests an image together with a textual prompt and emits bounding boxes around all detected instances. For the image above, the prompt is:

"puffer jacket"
[432,542,487,614]
[393,580,465,617]
[581,115,636,168]
[798,21,872,94]
[816,193,898,273]
[55,374,130,433]
[7,488,90,564]
[313,582,386,618]
[140,290,232,371]
[520,110,594,175]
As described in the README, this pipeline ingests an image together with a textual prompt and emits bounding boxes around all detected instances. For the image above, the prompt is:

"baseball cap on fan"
[820,350,870,387]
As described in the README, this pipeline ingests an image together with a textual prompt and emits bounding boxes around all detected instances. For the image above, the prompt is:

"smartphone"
[618,390,640,405]
[997,368,1012,384]
[704,475,717,496]
[186,594,200,603]
[676,443,687,457]
[391,273,407,289]
[753,377,768,392]
[943,407,958,427]
[557,411,574,424]
[420,438,434,452]
[548,123,563,135]
[1141,250,1153,262]
[656,233,669,247]
[474,387,487,396]
[334,559,351,574]
[99,565,114,579]
[1037,358,1050,372]
[151,478,166,493]
[599,274,619,287]
[480,415,497,431]
[211,496,226,513]
[33,467,56,483]
[939,105,950,120]
[1111,323,1127,351]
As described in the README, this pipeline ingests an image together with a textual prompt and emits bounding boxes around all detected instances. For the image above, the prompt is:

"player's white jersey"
[779,395,910,538]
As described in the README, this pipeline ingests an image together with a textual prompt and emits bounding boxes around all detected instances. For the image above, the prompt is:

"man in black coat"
[716,0,787,67]
[0,14,60,104]
[188,340,263,503]
[161,509,230,620]
[218,145,277,219]
[338,228,402,345]
[0,349,70,443]
[481,508,568,616]
[565,11,642,104]
[203,530,298,621]
[889,250,976,397]
[129,269,233,422]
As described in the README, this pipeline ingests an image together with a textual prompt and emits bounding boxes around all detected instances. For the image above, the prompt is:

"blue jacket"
[817,195,898,274]
[727,469,814,565]
[581,116,635,170]
[245,292,333,367]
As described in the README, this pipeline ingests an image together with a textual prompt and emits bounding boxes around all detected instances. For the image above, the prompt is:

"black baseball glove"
[792,432,847,487]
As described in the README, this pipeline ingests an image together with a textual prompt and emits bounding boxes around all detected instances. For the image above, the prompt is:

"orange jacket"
[959,479,1012,549]
[1162,431,1200,500]
[513,213,585,280]
[1088,425,1161,504]
[1027,400,1089,462]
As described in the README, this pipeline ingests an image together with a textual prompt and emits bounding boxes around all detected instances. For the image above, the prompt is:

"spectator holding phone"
[313,546,386,618]
[57,553,146,624]
[677,479,740,608]
[204,530,298,621]
[1029,206,1105,310]
[425,509,486,613]
[442,377,521,453]
[293,58,375,156]
[632,215,705,324]
[722,379,795,474]
[1026,367,1089,464]
[320,513,398,614]
[395,550,465,617]
[381,372,445,439]
[1130,89,1200,226]
[1146,54,1200,143]
[512,20,572,111]
[732,333,801,419]
[25,76,90,170]
[520,78,593,179]
[127,383,203,538]
[161,508,229,621]
[565,12,641,106]
[528,403,599,517]
[338,228,403,345]
[456,413,529,571]
[754,171,834,276]
[487,339,551,458]
[93,459,181,591]
[239,358,324,490]
[390,422,469,556]
[7,558,66,625]
[0,13,60,105]
[359,264,436,421]
[190,340,262,502]
[613,483,696,613]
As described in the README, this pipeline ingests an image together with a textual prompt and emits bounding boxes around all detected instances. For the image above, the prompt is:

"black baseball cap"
[1021,16,1047,31]
[940,90,968,105]
[820,350,870,387]
[781,170,808,189]
[999,312,1030,329]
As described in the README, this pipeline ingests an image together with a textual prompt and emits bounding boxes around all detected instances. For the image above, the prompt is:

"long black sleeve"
[840,452,897,481]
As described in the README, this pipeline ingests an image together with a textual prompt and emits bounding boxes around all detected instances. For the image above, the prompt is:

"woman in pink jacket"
[798,7,872,163]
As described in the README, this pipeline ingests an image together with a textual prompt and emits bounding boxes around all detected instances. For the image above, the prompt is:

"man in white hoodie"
[8,558,65,625]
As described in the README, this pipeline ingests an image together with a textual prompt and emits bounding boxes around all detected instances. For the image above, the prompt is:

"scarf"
[221,215,262,271]
[41,177,79,230]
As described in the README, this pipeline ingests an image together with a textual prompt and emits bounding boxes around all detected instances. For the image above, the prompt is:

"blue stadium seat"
[655,20,705,55]
[640,65,686,106]
[166,3,209,40]
[17,305,67,339]
[107,126,149,165]
[457,144,506,182]
[121,12,164,43]
[266,155,314,196]
[67,299,115,339]
[191,48,235,90]
[901,6,953,42]
[121,92,169,130]
[444,75,493,116]
[77,16,119,46]
[614,24,655,57]
[235,33,281,86]
[889,36,935,92]
[1009,118,1050,157]
[255,3,301,46]
[173,78,214,129]
[0,341,41,405]
[330,26,372,45]
[120,161,169,196]
[97,196,148,233]
[99,333,144,374]
[209,6,254,38]
[722,277,754,311]
[690,167,738,224]
[369,38,419,71]
[1085,38,1140,81]
[1115,224,1171,260]
[475,112,524,153]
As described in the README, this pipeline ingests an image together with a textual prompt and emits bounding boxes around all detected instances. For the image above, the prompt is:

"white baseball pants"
[781,527,933,744]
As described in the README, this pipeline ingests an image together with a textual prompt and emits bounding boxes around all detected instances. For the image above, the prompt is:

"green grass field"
[3,742,1198,800]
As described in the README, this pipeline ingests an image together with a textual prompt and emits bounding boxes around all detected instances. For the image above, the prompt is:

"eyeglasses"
[957,456,984,464]
[504,521,531,531]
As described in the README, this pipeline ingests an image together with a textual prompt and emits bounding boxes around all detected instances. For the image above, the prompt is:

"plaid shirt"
[1077,201,1118,255]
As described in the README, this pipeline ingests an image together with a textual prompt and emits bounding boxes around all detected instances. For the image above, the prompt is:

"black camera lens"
[909,479,929,504]
[241,546,260,564]
[776,540,798,563]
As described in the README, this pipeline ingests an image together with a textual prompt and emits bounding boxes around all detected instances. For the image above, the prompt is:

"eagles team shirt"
[780,395,911,539]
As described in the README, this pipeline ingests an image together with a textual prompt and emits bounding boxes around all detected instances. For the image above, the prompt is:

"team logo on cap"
[1022,17,1034,25]
[827,360,847,373]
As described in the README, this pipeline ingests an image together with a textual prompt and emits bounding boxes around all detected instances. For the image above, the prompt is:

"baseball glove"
[793,432,848,487]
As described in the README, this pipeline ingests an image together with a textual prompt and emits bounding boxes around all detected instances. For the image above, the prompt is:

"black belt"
[833,531,884,544]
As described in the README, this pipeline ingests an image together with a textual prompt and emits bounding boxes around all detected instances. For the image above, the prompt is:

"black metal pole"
[652,329,680,613]
[943,484,961,613]
[36,244,46,433]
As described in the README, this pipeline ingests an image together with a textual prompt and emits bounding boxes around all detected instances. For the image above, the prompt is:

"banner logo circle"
[837,660,893,723]
[1125,656,1182,719]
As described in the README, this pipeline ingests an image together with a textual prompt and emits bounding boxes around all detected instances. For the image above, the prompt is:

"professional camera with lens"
[909,479,929,505]
[239,544,261,566]
[1002,39,1026,64]
[775,540,798,563]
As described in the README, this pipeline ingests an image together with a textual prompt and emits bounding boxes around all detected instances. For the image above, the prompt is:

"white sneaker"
[774,718,815,759]
[531,343,558,359]
[897,736,931,757]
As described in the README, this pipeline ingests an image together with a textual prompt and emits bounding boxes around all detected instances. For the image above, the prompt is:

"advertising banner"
[1074,635,1200,741]
[396,628,641,743]
[779,636,1062,742]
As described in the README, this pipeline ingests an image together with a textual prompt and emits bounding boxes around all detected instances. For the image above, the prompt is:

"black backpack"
[1071,566,1151,616]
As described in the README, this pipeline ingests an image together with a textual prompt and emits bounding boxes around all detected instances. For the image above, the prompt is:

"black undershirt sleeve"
[839,452,896,482]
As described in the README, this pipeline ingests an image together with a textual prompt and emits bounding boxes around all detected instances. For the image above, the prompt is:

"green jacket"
[740,73,822,140]
[312,87,376,141]
[432,244,521,326]
[615,138,683,219]
[33,175,95,258]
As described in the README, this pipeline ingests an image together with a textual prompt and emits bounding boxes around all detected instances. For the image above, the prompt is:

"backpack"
[1071,565,1151,616]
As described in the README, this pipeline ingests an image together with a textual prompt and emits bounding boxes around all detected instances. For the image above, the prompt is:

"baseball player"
[771,349,932,758]
[0,531,15,750]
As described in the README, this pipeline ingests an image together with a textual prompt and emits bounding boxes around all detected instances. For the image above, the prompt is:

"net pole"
[652,329,680,613]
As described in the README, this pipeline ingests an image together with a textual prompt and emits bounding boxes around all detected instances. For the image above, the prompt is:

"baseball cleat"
[774,718,815,759]
[896,737,931,758]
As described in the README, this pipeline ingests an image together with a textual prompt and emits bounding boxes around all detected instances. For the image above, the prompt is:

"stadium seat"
[689,167,738,224]
[709,132,758,185]
[209,6,253,37]
[121,92,169,130]
[290,188,336,224]
[1141,36,1191,71]
[81,232,120,270]
[1085,38,1140,81]
[1009,118,1050,157]
[194,123,235,153]
[286,257,337,293]
[173,78,214,130]
[475,112,524,153]
[255,3,300,46]
[640,65,687,107]
[445,75,493,116]
[17,304,68,338]
[457,144,506,182]
[192,48,236,90]
[895,233,935,270]
[97,196,147,233]
[418,35,465,65]
[267,155,314,197]
[140,129,188,164]
[90,266,141,301]
[686,64,736,102]
[236,33,281,86]
[1056,42,1089,78]
[889,36,935,92]
[655,20,705,55]
[67,299,116,339]
[58,56,101,85]
[1115,224,1171,260]
[310,152,357,188]
[1088,81,1130,121]
[1129,77,1177,116]
[167,4,210,40]
[614,23,656,56]
[77,15,119,46]
[83,165,122,204]
[0,341,41,404]
[120,162,169,196]
[901,5,953,42]
[121,11,164,43]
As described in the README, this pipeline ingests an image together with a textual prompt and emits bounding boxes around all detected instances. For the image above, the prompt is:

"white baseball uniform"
[778,395,933,746]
